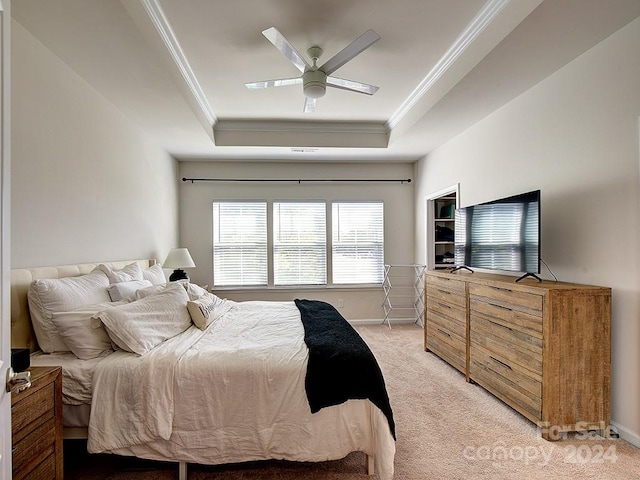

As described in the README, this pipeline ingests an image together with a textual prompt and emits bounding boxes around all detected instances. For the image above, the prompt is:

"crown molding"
[140,0,217,126]
[386,0,509,130]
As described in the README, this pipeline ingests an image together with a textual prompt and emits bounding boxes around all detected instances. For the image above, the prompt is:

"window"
[213,201,267,286]
[213,200,384,287]
[332,202,384,284]
[273,202,326,285]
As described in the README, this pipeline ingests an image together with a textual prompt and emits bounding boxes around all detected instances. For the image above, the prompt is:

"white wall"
[11,20,179,268]
[179,160,414,321]
[415,17,640,443]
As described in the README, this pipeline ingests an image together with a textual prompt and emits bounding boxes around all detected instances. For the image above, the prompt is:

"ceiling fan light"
[303,69,327,99]
[303,83,326,99]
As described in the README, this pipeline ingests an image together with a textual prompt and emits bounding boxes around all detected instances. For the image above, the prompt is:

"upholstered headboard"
[11,259,156,352]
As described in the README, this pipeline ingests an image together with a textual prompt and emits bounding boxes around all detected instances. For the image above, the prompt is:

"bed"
[10,259,396,479]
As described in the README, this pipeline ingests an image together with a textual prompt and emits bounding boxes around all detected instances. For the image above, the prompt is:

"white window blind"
[332,202,384,284]
[273,202,326,285]
[213,201,267,287]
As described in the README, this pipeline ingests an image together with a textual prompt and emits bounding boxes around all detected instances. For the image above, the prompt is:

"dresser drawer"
[426,285,466,310]
[427,323,466,374]
[427,298,466,339]
[470,297,542,336]
[470,314,542,375]
[470,343,542,421]
[469,283,542,316]
[426,275,466,296]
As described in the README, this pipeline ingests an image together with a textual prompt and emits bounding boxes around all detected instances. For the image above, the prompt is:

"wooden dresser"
[11,366,64,480]
[424,270,611,440]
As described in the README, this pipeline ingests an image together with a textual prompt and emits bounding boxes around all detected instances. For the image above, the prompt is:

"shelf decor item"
[163,248,196,281]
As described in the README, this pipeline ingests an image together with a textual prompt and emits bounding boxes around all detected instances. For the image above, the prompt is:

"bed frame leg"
[367,454,375,476]
[178,461,187,480]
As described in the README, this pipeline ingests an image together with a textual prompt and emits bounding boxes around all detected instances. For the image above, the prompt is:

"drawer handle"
[437,328,451,338]
[491,303,513,312]
[493,286,512,292]
[490,356,512,370]
[488,320,512,331]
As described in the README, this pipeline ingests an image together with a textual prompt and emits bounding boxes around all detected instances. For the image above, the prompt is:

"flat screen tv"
[453,190,540,282]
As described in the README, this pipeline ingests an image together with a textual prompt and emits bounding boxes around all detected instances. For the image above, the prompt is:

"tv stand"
[515,272,542,283]
[450,265,473,273]
[424,269,611,441]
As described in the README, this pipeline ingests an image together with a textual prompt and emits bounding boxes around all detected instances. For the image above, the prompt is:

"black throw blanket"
[295,299,396,440]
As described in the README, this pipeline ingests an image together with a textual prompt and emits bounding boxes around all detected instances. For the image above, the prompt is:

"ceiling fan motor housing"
[303,69,327,99]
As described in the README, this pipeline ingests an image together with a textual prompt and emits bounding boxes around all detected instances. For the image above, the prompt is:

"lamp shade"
[163,248,196,269]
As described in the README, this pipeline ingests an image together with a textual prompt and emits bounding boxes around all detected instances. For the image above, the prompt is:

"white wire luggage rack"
[381,264,426,328]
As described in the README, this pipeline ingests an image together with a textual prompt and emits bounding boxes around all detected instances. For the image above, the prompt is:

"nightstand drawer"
[12,382,55,442]
[11,366,63,480]
[13,417,56,479]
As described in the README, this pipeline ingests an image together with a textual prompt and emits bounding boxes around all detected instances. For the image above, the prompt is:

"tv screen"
[454,190,540,275]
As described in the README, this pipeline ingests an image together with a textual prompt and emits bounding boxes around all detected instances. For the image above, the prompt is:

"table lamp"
[163,248,196,281]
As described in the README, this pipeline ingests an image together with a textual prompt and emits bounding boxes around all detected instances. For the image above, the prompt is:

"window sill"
[212,284,382,294]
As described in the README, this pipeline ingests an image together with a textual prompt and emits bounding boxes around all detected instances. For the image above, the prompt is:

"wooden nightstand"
[11,366,64,480]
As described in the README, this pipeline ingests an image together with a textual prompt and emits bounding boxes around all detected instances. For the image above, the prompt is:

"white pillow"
[107,279,153,301]
[98,262,143,283]
[28,271,111,353]
[187,293,231,330]
[51,301,127,360]
[135,283,168,300]
[95,282,192,355]
[135,281,204,301]
[142,264,166,285]
[183,282,209,301]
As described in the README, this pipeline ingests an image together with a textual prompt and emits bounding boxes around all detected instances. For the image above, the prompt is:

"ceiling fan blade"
[327,76,379,95]
[303,97,317,113]
[320,29,380,76]
[245,77,302,89]
[262,27,310,73]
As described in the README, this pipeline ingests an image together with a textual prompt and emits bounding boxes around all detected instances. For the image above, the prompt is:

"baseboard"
[611,421,640,447]
[349,318,418,326]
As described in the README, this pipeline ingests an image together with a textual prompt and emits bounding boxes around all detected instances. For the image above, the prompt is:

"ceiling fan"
[245,27,380,112]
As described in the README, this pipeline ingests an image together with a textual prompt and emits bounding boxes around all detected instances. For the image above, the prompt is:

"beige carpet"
[64,324,640,479]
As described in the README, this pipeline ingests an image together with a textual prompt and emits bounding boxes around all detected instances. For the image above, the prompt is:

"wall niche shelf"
[431,191,457,270]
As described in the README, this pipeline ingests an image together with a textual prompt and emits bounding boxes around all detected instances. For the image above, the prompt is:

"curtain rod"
[182,177,411,184]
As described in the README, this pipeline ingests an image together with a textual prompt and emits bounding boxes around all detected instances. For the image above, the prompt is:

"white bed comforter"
[88,300,395,479]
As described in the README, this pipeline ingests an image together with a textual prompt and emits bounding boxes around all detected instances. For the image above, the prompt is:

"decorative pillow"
[95,282,191,355]
[107,279,153,301]
[187,293,232,330]
[98,262,143,283]
[51,301,127,359]
[142,264,166,285]
[28,271,111,353]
